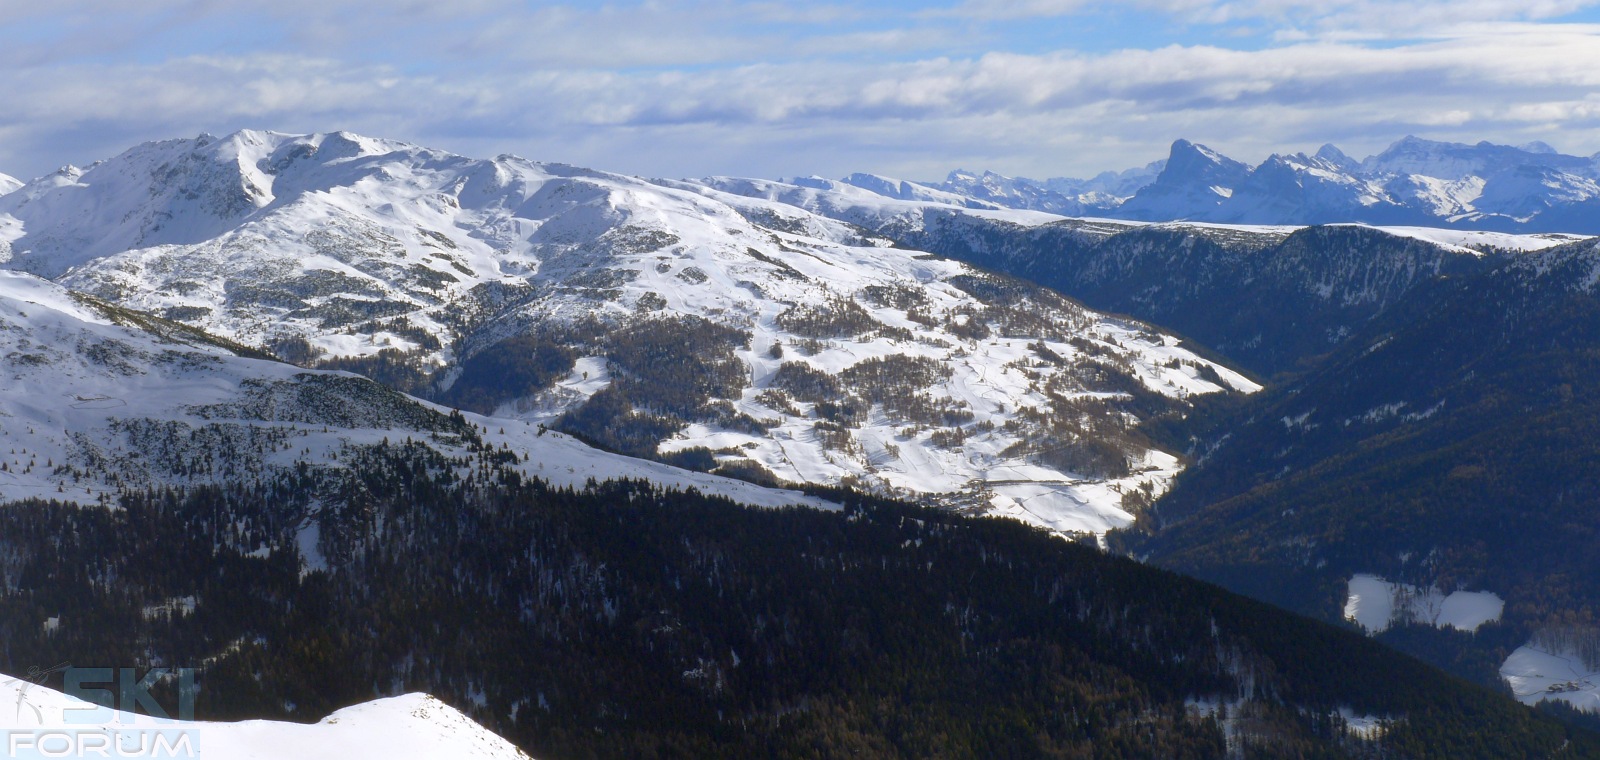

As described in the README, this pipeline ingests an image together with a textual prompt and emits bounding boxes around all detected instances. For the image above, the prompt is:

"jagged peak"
[1314,143,1349,160]
[1165,139,1248,171]
[1171,138,1217,160]
[1154,140,1250,183]
[1314,143,1358,172]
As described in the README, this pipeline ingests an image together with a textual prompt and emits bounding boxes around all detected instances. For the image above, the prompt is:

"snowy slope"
[1328,225,1589,253]
[0,131,543,359]
[0,270,828,511]
[0,674,531,760]
[1502,643,1600,712]
[642,177,1258,534]
[0,171,19,196]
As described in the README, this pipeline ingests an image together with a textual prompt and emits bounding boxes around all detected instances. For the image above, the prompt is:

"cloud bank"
[3,1,1600,182]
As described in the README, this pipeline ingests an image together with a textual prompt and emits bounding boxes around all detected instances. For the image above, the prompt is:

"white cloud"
[949,0,1600,38]
[0,1,906,71]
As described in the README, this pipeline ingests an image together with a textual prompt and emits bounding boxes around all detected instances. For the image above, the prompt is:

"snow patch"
[1343,574,1503,634]
[141,596,197,621]
[1338,707,1389,739]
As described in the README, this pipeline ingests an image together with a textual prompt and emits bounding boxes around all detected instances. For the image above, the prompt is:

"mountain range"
[0,129,1258,537]
[6,129,1600,755]
[820,136,1600,234]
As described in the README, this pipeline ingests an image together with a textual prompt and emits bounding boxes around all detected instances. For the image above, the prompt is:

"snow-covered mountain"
[1360,135,1593,181]
[0,130,1257,536]
[1044,160,1167,201]
[0,674,531,760]
[934,170,1100,215]
[0,270,827,511]
[1208,151,1407,225]
[903,162,1167,216]
[835,137,1600,233]
[823,173,1002,210]
[1127,136,1600,231]
[0,171,20,196]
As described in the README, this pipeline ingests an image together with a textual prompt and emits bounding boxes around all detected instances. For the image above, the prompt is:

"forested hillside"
[1120,239,1600,701]
[0,443,1588,758]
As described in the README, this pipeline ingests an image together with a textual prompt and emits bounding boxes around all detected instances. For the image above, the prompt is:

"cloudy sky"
[4,1,1600,183]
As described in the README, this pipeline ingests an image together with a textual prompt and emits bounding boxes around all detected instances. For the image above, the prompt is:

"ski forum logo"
[7,665,198,758]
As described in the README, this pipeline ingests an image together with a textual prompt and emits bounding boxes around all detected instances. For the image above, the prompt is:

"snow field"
[1501,644,1600,713]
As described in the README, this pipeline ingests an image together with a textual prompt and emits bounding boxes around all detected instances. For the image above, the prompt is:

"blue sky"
[4,1,1600,182]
